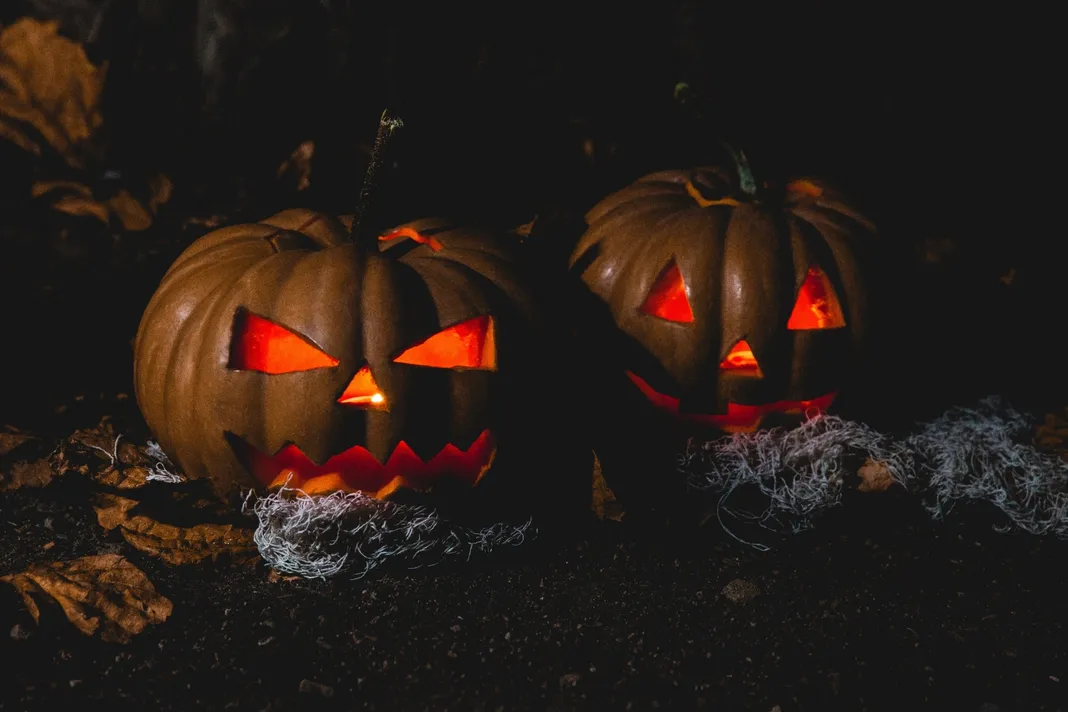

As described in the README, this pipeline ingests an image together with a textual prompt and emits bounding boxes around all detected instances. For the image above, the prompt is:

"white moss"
[680,397,1068,548]
[242,478,534,580]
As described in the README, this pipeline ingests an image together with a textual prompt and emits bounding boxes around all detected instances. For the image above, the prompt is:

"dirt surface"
[2,450,1066,712]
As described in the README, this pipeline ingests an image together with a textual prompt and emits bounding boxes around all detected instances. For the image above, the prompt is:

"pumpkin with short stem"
[133,208,579,517]
[568,159,879,435]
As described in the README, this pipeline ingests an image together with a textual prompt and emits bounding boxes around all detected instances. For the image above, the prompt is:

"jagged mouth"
[625,370,838,433]
[227,429,498,498]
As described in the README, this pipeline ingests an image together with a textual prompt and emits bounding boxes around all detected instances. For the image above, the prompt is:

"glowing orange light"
[719,339,763,378]
[639,260,695,323]
[785,179,823,198]
[379,227,445,252]
[236,429,498,497]
[787,266,846,330]
[229,309,339,374]
[625,370,837,433]
[393,315,497,370]
[338,365,386,408]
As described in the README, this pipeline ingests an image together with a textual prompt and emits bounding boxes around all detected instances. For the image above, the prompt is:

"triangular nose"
[719,339,763,378]
[338,365,387,408]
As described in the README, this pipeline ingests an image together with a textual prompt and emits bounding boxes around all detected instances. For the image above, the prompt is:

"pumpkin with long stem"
[134,111,587,520]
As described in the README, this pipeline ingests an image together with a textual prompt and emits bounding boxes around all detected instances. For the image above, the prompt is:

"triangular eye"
[719,339,764,378]
[338,365,387,409]
[229,308,339,374]
[787,265,847,330]
[639,259,695,324]
[393,315,497,370]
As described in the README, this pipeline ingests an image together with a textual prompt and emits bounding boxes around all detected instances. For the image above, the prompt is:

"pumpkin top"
[585,166,877,234]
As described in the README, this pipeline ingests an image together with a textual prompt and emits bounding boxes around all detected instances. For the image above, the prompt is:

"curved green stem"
[350,109,404,250]
[722,142,758,198]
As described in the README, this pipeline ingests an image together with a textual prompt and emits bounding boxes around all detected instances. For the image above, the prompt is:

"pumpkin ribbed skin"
[569,165,879,424]
[134,209,556,508]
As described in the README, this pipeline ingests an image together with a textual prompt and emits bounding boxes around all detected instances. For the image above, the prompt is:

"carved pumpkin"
[568,164,878,435]
[133,209,575,515]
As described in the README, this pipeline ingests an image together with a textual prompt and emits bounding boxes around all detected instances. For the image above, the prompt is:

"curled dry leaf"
[2,427,54,491]
[856,459,896,493]
[267,569,302,583]
[67,418,170,487]
[1035,408,1068,462]
[276,139,314,191]
[2,419,186,491]
[184,215,226,229]
[3,420,147,491]
[1,458,55,490]
[0,553,172,643]
[513,216,537,239]
[591,452,625,521]
[94,494,259,566]
[31,172,173,232]
[0,17,106,168]
[0,427,39,457]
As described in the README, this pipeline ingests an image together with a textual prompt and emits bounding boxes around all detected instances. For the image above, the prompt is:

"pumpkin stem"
[673,81,758,198]
[350,109,404,249]
[724,144,758,198]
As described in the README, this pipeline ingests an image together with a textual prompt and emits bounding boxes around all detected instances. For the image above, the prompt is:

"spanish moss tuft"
[242,479,535,580]
[681,397,1068,549]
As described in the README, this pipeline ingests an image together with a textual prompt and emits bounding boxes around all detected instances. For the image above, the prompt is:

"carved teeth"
[234,429,498,496]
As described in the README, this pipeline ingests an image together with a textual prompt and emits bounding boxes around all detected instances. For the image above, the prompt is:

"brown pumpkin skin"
[567,166,879,507]
[134,209,579,519]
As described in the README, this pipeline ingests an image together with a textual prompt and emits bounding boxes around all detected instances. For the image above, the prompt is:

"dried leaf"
[94,494,259,566]
[184,215,225,229]
[0,553,172,643]
[1035,408,1068,462]
[7,419,182,490]
[1,458,54,490]
[513,216,537,238]
[68,418,124,457]
[31,174,172,232]
[0,429,38,457]
[276,140,314,191]
[591,452,625,521]
[856,459,895,493]
[267,569,301,583]
[94,465,151,489]
[0,18,106,168]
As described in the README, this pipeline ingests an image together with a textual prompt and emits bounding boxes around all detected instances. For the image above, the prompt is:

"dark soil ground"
[2,435,1067,712]
[3,4,1067,710]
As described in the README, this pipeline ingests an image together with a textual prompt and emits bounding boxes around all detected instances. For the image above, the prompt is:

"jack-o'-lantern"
[133,208,579,517]
[568,161,878,436]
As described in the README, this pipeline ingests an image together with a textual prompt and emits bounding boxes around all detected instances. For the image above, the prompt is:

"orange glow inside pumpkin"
[785,179,823,198]
[379,226,445,252]
[787,266,847,330]
[393,315,497,370]
[719,339,763,378]
[231,429,498,497]
[625,370,837,433]
[639,260,694,324]
[338,365,386,408]
[229,309,339,374]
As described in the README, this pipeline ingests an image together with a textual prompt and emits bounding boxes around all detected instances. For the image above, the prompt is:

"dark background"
[1,0,1061,429]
